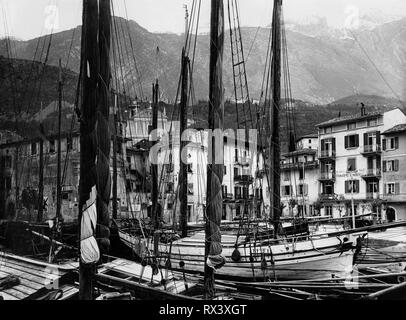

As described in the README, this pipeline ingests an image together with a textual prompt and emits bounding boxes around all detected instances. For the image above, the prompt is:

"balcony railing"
[319,150,336,159]
[319,193,338,201]
[235,174,254,184]
[362,144,381,154]
[319,172,335,180]
[280,161,318,170]
[222,192,234,200]
[234,156,251,166]
[366,192,380,200]
[362,168,382,178]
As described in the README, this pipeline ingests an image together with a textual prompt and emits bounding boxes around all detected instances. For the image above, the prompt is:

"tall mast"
[112,93,118,220]
[179,48,189,238]
[96,0,112,260]
[37,124,44,222]
[204,0,225,299]
[56,59,63,223]
[78,0,100,300]
[270,0,282,237]
[151,80,159,231]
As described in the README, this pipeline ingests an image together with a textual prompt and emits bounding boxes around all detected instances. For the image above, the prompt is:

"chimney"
[360,102,366,116]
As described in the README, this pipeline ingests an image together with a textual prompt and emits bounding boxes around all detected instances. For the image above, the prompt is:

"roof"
[316,111,382,128]
[282,148,317,157]
[296,133,318,141]
[383,123,406,135]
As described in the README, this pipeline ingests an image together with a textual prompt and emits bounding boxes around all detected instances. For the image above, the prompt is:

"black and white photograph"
[0,0,406,311]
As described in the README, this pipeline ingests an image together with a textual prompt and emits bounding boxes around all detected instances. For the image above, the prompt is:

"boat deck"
[0,252,78,300]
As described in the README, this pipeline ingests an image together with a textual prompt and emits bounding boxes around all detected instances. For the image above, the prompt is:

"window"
[67,137,73,151]
[299,168,305,180]
[383,137,399,150]
[325,205,333,216]
[222,185,228,197]
[345,134,359,149]
[282,185,292,196]
[224,166,227,175]
[347,122,356,130]
[383,160,399,172]
[322,182,334,195]
[297,184,308,196]
[345,180,360,193]
[187,183,194,195]
[187,205,192,221]
[5,177,12,190]
[234,167,239,177]
[367,182,379,193]
[284,171,289,181]
[166,164,174,173]
[31,142,37,155]
[347,158,357,172]
[166,182,174,193]
[386,183,400,195]
[49,139,56,153]
[367,118,377,127]
[234,186,242,199]
[4,155,12,168]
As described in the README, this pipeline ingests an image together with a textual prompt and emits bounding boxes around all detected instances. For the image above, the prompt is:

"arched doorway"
[386,207,396,222]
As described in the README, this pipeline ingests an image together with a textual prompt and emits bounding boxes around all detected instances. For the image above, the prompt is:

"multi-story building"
[381,124,406,221]
[0,126,129,223]
[316,106,406,218]
[280,134,319,217]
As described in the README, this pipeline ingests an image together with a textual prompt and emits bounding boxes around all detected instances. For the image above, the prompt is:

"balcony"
[280,161,318,171]
[222,192,234,200]
[366,192,380,200]
[319,193,338,201]
[362,168,382,179]
[234,174,254,185]
[234,156,251,167]
[319,150,336,160]
[361,144,381,155]
[318,172,336,181]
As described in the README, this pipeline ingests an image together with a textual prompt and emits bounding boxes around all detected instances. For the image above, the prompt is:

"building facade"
[316,107,406,219]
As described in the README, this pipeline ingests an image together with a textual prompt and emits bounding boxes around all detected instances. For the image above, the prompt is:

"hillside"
[1,16,406,106]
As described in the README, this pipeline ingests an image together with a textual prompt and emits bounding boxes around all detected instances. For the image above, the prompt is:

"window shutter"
[376,131,381,145]
[382,139,387,151]
[395,160,399,172]
[364,133,368,146]
[395,137,399,149]
[304,184,308,196]
[355,134,359,147]
[383,161,387,172]
[332,138,336,152]
[321,139,325,152]
[355,180,360,193]
[345,181,349,193]
[384,184,387,195]
[395,183,400,195]
[345,136,349,149]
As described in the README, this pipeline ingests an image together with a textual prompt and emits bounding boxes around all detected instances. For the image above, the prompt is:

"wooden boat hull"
[118,230,357,281]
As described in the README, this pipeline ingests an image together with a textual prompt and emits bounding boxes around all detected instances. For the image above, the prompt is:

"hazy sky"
[1,0,406,40]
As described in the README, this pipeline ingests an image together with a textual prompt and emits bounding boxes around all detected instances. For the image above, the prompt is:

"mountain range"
[1,16,406,108]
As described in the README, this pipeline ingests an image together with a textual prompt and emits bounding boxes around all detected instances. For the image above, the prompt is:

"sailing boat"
[116,0,364,282]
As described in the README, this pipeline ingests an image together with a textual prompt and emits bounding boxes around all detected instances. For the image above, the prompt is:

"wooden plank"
[0,265,57,288]
[1,257,67,277]
[2,287,27,300]
[1,260,62,281]
[0,291,19,300]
